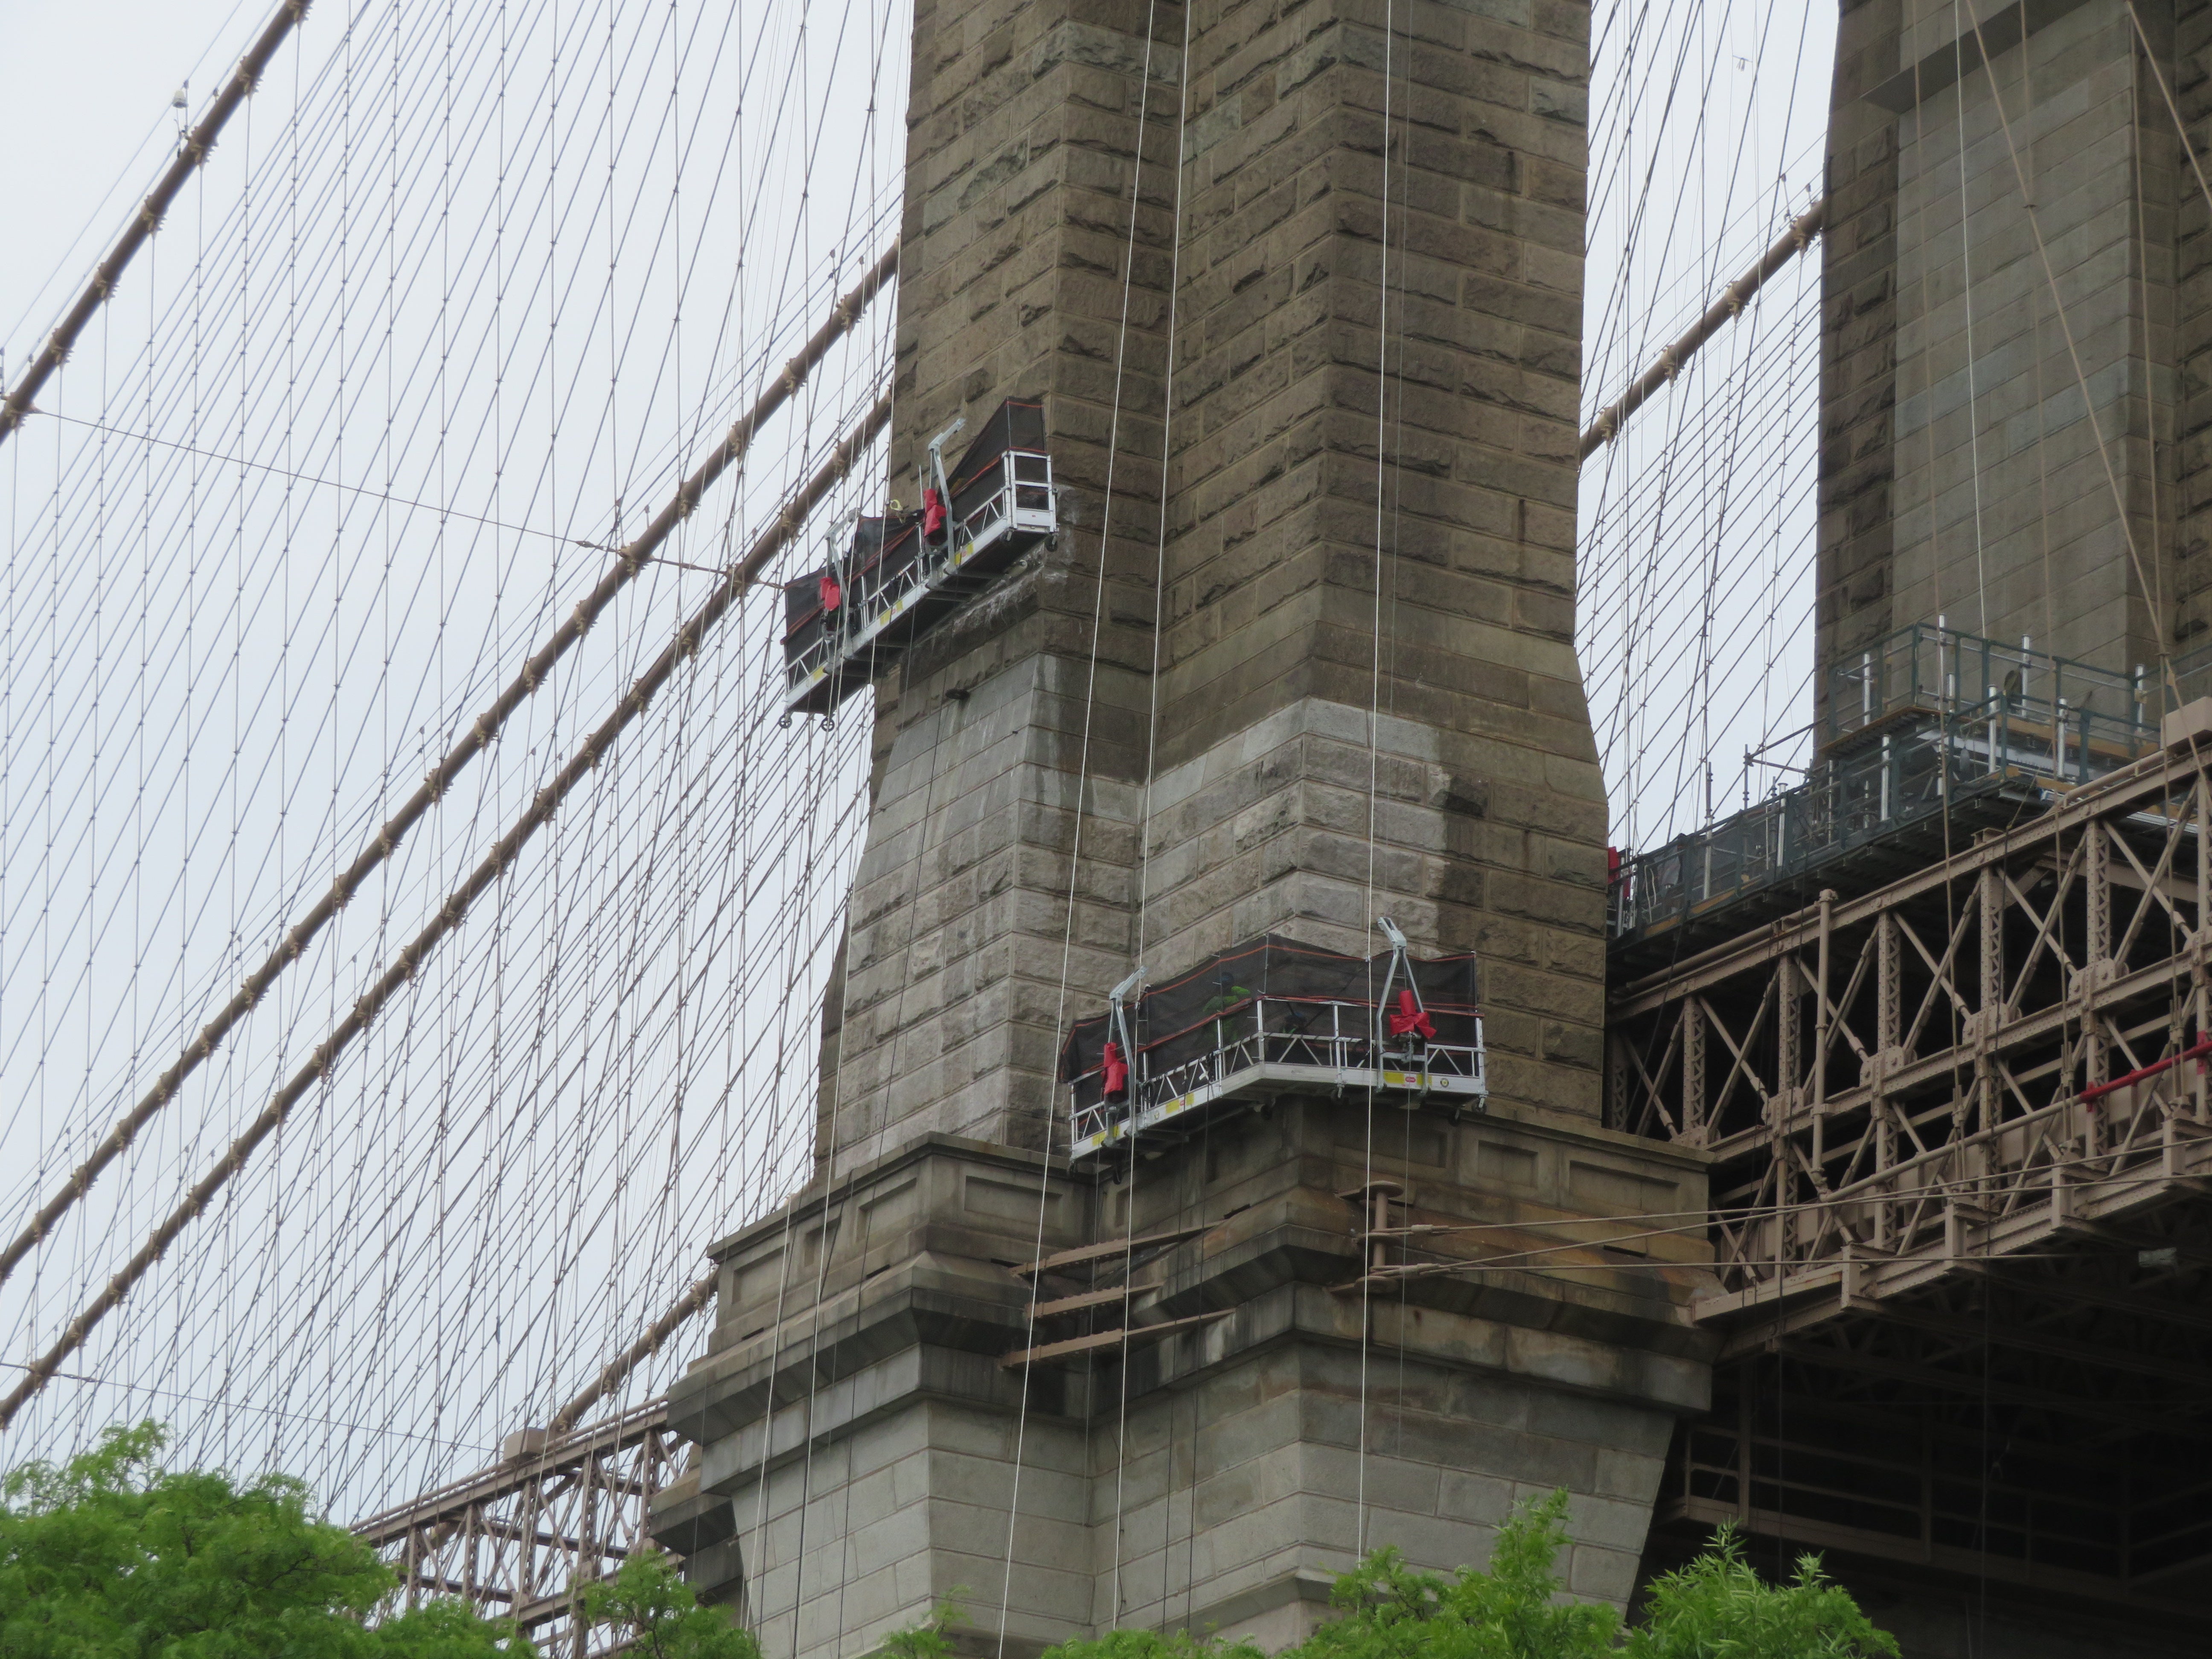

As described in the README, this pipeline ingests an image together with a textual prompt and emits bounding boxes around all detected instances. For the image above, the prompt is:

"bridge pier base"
[656,1099,1711,1656]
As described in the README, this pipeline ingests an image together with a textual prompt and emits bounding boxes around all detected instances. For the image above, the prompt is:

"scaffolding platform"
[1062,931,1486,1163]
[781,397,1055,716]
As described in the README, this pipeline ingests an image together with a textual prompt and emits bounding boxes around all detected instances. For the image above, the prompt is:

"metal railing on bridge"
[1062,929,1488,1161]
[1609,624,2212,952]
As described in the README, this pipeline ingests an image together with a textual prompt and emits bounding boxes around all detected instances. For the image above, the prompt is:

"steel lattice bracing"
[351,1401,684,1653]
[1610,730,2212,1616]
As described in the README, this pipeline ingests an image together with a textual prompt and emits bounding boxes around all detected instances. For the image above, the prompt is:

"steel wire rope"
[509,215,893,1452]
[0,0,352,450]
[0,0,553,1185]
[549,327,879,1453]
[1955,3,2173,699]
[1352,0,1401,1564]
[701,49,903,1646]
[0,152,880,1039]
[1575,279,1813,845]
[19,0,969,1557]
[1579,0,1828,846]
[0,390,894,1431]
[1094,0,1196,1628]
[1575,3,1831,1362]
[981,0,1173,1642]
[158,431,871,1495]
[402,402,876,1469]
[0,248,896,1295]
[797,11,905,1647]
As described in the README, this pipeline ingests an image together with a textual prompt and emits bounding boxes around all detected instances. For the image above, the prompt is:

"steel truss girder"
[352,1399,679,1651]
[1608,744,2212,1341]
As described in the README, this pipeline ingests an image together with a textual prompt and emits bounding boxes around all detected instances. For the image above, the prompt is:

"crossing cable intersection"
[0,244,896,1297]
[0,386,895,1432]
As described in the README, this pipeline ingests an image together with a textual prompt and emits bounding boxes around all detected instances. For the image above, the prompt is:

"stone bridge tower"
[652,2,1714,1652]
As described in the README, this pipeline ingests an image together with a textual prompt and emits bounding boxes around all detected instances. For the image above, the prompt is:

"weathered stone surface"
[828,0,1611,1172]
[670,0,1710,1651]
[1822,0,2184,700]
[656,1107,1714,1656]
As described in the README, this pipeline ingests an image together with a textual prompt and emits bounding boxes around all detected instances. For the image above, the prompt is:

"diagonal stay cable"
[0,386,894,1432]
[1579,195,1825,461]
[546,1273,712,1435]
[0,245,896,1292]
[0,0,313,447]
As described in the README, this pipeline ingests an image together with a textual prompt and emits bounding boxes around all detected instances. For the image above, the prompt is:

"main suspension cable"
[0,0,318,449]
[0,245,895,1294]
[0,389,891,1431]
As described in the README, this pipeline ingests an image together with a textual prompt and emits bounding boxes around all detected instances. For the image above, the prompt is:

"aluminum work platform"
[781,397,1055,717]
[1607,622,2212,973]
[1062,928,1487,1163]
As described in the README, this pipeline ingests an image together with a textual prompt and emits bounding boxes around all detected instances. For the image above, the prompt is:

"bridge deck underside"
[1609,745,2212,1615]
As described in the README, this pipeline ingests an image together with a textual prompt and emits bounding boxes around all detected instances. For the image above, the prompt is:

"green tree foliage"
[1624,1527,1897,1659]
[0,1423,756,1659]
[1292,1493,1621,1659]
[875,1599,967,1659]
[1039,1630,1265,1659]
[577,1553,760,1659]
[6,1428,1895,1659]
[1041,1491,1896,1659]
[0,1423,524,1656]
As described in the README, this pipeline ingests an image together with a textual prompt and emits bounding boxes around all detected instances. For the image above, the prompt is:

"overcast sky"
[0,3,272,362]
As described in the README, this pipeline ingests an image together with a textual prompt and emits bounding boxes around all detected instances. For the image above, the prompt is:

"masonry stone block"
[649,0,1748,1649]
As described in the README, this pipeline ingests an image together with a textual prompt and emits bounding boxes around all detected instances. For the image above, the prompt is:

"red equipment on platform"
[1101,1040,1130,1103]
[1387,988,1435,1041]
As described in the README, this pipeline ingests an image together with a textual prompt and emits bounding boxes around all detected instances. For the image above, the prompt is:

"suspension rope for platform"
[1353,0,1407,1564]
[1097,0,1199,1629]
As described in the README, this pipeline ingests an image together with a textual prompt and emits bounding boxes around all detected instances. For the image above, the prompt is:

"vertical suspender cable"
[1355,0,1400,1560]
[0,390,893,1432]
[0,247,896,1292]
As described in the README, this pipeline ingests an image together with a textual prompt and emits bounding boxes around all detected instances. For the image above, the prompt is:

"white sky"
[0,3,271,358]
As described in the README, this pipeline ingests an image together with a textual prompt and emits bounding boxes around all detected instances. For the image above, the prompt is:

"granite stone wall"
[1818,0,2184,705]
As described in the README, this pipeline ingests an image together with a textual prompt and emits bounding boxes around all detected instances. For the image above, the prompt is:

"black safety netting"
[780,396,1047,652]
[946,396,1045,525]
[1059,934,1481,1100]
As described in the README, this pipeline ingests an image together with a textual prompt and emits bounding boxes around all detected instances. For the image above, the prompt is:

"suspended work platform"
[1062,926,1487,1163]
[781,396,1055,716]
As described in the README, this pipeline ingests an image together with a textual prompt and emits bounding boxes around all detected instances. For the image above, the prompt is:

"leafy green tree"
[1626,1526,1896,1659]
[1038,1630,1263,1659]
[577,1552,760,1659]
[875,1599,967,1659]
[0,1422,526,1656]
[1039,1490,1895,1659]
[1289,1492,1620,1659]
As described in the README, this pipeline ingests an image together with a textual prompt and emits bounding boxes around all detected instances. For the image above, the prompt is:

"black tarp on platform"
[946,396,1046,528]
[779,395,1045,653]
[1059,934,1481,1086]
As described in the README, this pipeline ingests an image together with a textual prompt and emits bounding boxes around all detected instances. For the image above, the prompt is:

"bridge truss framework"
[1610,733,2212,1619]
[351,1400,682,1654]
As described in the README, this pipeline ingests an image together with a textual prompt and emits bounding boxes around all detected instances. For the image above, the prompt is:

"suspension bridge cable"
[0,388,890,1431]
[0,245,894,1293]
[1579,195,1825,461]
[0,0,320,449]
